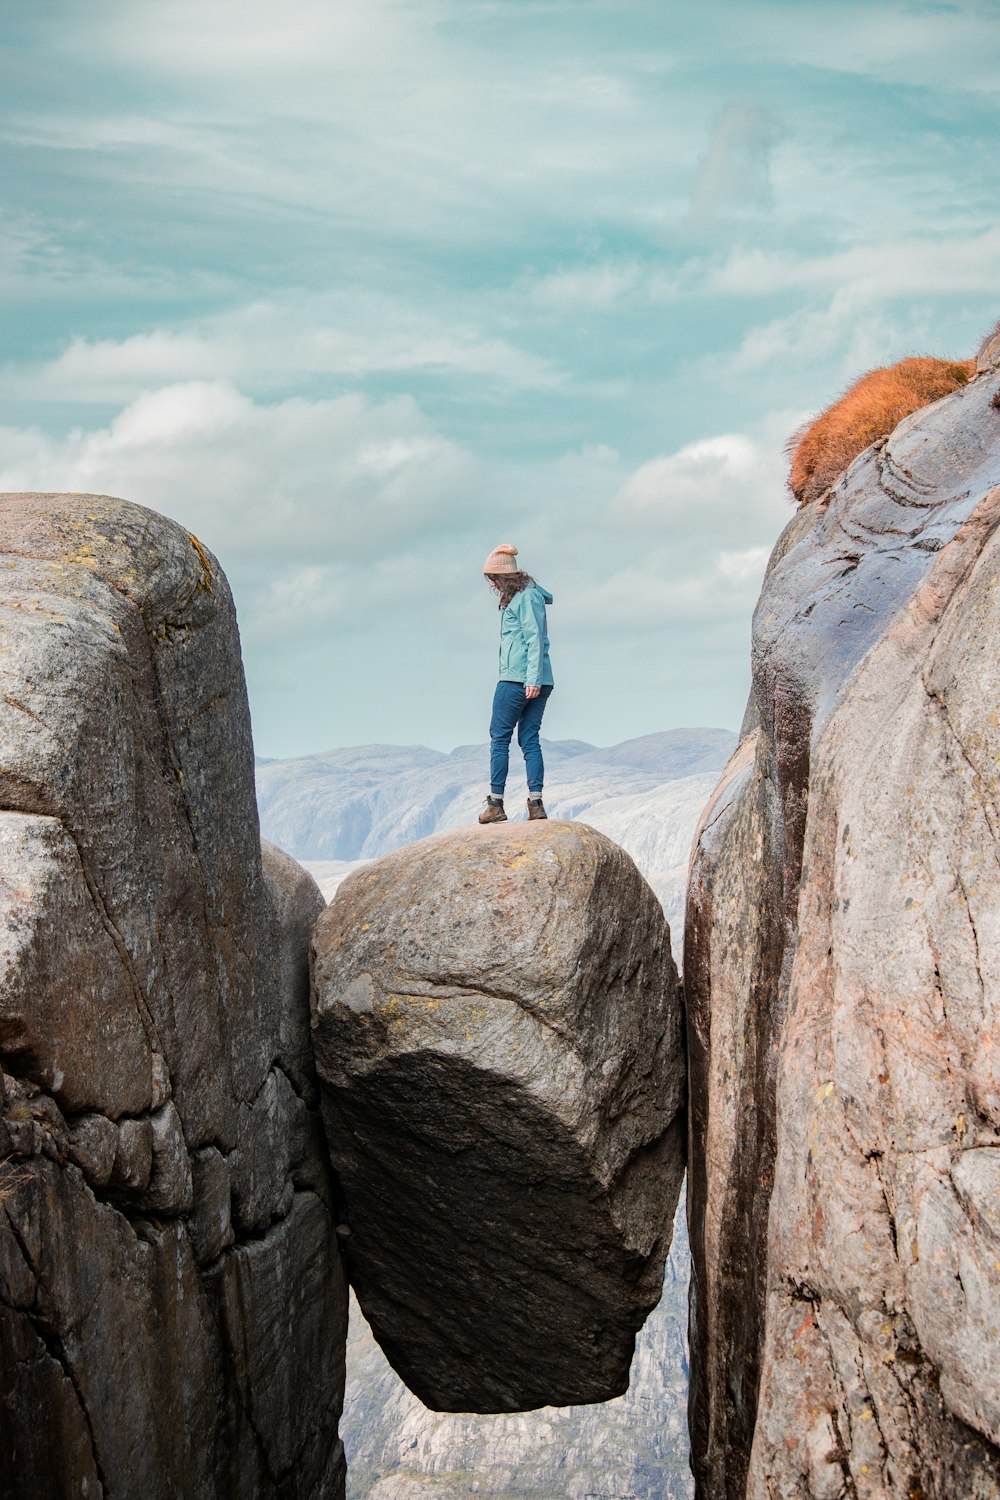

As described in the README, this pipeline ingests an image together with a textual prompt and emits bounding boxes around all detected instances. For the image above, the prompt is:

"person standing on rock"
[479,543,554,825]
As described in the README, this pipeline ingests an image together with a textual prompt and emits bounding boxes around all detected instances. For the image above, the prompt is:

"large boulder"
[339,1198,693,1500]
[0,493,347,1499]
[311,820,685,1413]
[685,350,1000,1496]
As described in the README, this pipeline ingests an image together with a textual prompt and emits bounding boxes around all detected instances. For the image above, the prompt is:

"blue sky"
[1,0,997,755]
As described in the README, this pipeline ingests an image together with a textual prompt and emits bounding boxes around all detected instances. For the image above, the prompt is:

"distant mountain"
[256,727,736,938]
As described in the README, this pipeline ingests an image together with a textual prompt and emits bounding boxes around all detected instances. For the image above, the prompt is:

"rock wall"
[0,494,347,1499]
[685,352,1000,1498]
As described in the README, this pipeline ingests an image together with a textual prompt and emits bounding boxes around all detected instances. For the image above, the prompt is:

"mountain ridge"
[256,727,737,935]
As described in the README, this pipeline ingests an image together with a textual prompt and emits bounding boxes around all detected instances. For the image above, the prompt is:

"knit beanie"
[482,543,520,575]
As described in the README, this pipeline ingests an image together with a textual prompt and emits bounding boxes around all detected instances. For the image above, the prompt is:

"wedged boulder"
[686,348,1000,1496]
[0,493,346,1499]
[311,819,685,1413]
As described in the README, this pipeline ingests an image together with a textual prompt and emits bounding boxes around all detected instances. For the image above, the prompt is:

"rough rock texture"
[0,493,347,1498]
[686,356,1000,1496]
[341,1192,693,1500]
[312,820,686,1413]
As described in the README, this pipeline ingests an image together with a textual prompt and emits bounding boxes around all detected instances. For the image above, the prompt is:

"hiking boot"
[479,796,507,825]
[527,796,547,820]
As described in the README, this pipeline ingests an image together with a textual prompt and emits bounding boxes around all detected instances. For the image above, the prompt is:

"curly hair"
[486,570,535,610]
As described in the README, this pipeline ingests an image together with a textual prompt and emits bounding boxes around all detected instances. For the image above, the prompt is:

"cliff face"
[686,354,1000,1497]
[0,494,347,1499]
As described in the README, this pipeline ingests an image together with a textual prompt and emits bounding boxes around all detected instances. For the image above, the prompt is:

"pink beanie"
[482,543,520,575]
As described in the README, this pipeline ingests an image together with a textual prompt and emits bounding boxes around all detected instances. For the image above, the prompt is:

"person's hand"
[525,684,541,700]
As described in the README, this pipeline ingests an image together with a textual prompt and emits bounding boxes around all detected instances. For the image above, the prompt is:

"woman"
[478,543,554,825]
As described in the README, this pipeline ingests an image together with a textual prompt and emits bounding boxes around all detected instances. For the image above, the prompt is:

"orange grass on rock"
[788,356,976,505]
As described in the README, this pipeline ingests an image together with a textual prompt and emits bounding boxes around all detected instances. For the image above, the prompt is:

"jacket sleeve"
[520,590,546,687]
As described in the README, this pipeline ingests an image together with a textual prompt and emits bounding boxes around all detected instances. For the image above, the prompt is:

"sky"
[1,0,998,756]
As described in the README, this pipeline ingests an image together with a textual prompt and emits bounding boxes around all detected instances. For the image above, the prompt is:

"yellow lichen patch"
[409,994,443,1013]
[64,541,100,571]
[187,533,213,593]
[47,544,98,577]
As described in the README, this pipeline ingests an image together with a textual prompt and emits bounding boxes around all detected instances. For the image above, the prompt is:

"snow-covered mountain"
[256,727,735,935]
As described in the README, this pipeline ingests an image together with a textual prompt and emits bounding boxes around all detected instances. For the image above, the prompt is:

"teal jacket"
[498,583,554,688]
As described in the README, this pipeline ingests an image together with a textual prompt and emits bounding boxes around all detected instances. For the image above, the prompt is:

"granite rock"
[686,357,1000,1496]
[0,492,346,1499]
[312,819,685,1413]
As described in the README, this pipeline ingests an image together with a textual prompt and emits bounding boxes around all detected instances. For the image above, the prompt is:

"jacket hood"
[534,584,553,604]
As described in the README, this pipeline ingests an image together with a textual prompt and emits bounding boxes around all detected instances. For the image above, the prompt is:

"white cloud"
[726,289,901,377]
[97,0,413,76]
[687,102,778,227]
[614,432,789,529]
[709,225,1000,302]
[0,205,59,275]
[257,564,344,637]
[717,544,771,581]
[525,261,644,311]
[517,256,709,312]
[841,4,996,92]
[5,1,703,260]
[730,0,1000,95]
[541,426,794,633]
[505,220,1000,325]
[700,227,1000,380]
[558,545,773,630]
[0,381,478,565]
[4,0,996,755]
[0,370,801,745]
[0,380,795,641]
[0,297,563,402]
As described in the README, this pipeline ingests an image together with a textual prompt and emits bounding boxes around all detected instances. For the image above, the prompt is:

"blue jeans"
[489,681,553,796]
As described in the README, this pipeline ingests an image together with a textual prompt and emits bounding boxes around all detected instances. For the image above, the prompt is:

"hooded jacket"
[498,583,554,688]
